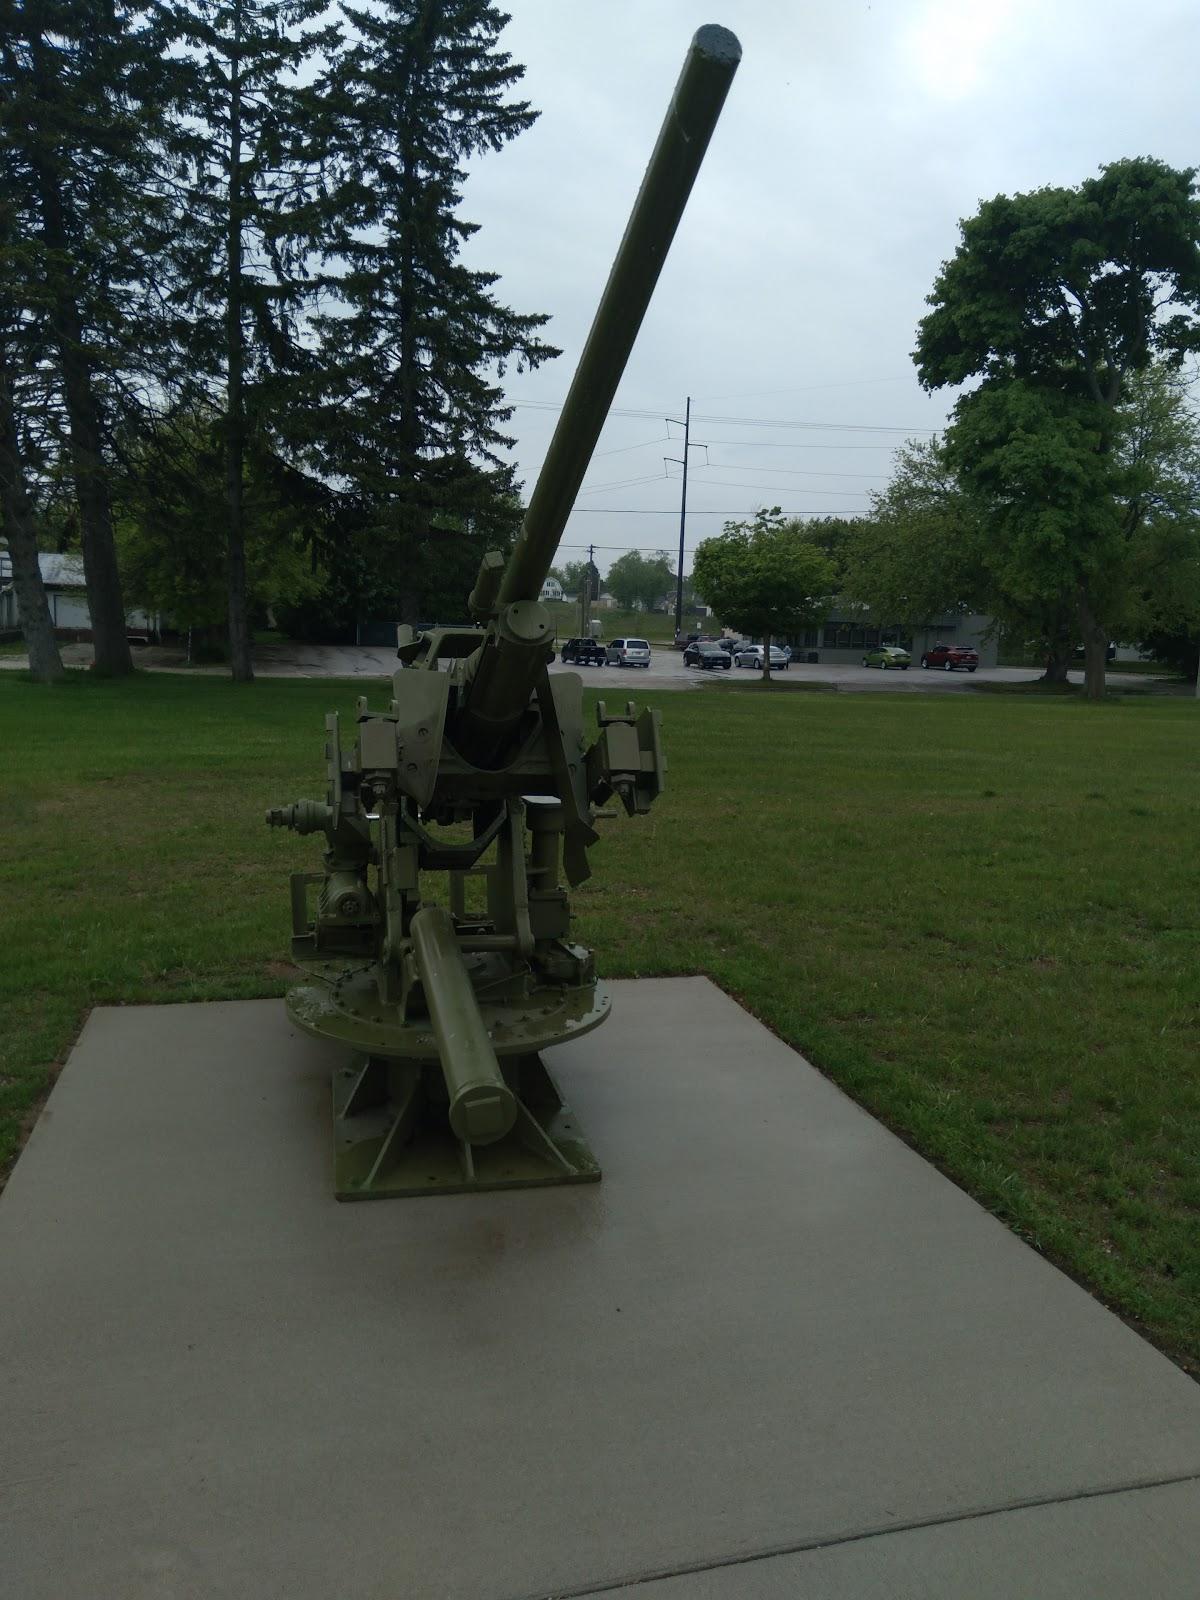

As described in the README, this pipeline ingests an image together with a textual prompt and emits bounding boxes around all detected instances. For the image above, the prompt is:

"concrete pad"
[626,1479,1200,1598]
[2,978,1198,1600]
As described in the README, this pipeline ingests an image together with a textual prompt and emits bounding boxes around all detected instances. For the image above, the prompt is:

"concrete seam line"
[510,1466,1200,1600]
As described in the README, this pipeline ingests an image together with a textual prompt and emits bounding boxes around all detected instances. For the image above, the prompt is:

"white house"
[539,576,564,602]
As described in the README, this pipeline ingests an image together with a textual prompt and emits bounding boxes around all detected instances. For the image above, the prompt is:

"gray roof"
[0,550,86,589]
[39,553,86,587]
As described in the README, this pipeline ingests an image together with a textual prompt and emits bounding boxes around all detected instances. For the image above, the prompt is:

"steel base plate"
[332,1052,601,1200]
[287,966,611,1060]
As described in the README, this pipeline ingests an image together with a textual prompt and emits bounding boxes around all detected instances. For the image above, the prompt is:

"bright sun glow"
[904,0,1023,101]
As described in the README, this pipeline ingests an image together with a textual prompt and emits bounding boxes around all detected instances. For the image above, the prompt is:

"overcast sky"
[456,0,1198,577]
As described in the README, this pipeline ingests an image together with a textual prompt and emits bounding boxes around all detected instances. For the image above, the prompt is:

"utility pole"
[665,397,705,637]
[579,541,595,639]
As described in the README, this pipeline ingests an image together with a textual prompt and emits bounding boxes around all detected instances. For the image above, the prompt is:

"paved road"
[1,637,1176,693]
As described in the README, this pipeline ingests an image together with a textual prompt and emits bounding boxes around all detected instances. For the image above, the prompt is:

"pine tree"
[160,0,334,679]
[0,141,62,681]
[0,1,169,677]
[310,0,557,622]
[0,324,64,682]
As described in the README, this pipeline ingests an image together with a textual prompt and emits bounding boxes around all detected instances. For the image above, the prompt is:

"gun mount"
[268,26,741,1198]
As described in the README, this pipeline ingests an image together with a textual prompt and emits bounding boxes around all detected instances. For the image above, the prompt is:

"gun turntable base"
[286,960,610,1199]
[330,1050,601,1200]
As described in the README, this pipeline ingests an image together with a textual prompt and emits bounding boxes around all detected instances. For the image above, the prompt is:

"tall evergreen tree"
[0,325,64,682]
[310,0,557,623]
[0,0,171,677]
[0,144,62,681]
[161,0,333,679]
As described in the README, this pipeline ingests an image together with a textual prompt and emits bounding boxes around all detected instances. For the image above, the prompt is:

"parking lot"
[2,637,1173,693]
[547,649,1167,694]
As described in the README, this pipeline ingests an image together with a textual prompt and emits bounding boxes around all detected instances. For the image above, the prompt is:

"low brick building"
[783,610,998,667]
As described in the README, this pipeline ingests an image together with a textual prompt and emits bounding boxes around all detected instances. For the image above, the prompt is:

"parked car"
[920,642,979,672]
[862,646,911,670]
[560,637,607,666]
[733,644,790,671]
[606,636,652,668]
[683,640,732,670]
[1072,642,1117,662]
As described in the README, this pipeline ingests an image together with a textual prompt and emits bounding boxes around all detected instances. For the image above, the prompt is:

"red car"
[920,642,979,672]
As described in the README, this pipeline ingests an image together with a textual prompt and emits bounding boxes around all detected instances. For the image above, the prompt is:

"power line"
[580,432,906,454]
[557,541,674,552]
[577,465,885,498]
[664,473,872,498]
[701,460,887,481]
[509,398,937,434]
[699,438,903,451]
[565,505,868,514]
[693,375,913,403]
[694,412,930,434]
[591,434,671,458]
[512,400,673,420]
[577,469,668,496]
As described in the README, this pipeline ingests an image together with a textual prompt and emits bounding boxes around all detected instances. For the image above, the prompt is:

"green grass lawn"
[2,670,1199,1373]
[544,600,685,645]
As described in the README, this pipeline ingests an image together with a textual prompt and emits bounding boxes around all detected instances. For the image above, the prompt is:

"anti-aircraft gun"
[267,26,741,1199]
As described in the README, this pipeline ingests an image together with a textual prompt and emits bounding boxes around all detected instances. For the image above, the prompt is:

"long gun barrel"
[273,28,741,1201]
[453,25,741,767]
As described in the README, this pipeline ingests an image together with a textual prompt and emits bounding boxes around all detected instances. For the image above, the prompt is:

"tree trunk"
[225,0,253,682]
[762,632,772,683]
[389,2,443,630]
[1041,638,1073,683]
[0,339,64,682]
[26,32,131,678]
[28,147,131,677]
[1077,586,1108,702]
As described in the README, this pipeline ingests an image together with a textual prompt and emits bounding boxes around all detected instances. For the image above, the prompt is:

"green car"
[862,646,911,670]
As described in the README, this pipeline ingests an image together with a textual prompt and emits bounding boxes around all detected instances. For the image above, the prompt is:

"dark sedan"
[683,641,732,670]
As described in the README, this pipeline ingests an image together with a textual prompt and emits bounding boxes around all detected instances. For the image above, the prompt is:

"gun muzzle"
[454,26,742,768]
[409,906,517,1146]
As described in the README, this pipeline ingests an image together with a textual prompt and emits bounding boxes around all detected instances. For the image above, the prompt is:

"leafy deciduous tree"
[842,436,1079,680]
[692,509,835,682]
[114,407,323,644]
[916,157,1200,699]
[846,372,1200,683]
[603,549,674,613]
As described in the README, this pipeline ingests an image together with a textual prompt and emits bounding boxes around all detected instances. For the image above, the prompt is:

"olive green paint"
[266,28,741,1198]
